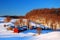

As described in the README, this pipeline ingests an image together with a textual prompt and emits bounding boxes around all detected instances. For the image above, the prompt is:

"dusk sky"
[0,0,60,16]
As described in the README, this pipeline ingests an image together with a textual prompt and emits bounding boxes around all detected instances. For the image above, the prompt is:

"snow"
[0,29,60,40]
[0,17,5,21]
[0,24,60,40]
[10,19,18,23]
[0,27,60,40]
[0,17,5,23]
[0,31,35,38]
[29,31,60,40]
[0,17,60,40]
[0,24,59,40]
[0,23,35,38]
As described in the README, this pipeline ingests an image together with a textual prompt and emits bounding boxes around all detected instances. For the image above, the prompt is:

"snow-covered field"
[0,26,60,40]
[0,29,60,40]
[0,17,60,40]
[0,25,60,40]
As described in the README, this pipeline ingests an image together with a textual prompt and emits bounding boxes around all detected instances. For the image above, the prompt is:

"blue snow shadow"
[0,30,53,40]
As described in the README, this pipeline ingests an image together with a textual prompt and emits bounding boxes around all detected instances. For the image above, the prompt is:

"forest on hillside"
[26,8,60,28]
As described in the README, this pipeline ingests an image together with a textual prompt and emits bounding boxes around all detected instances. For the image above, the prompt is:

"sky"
[0,0,60,16]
